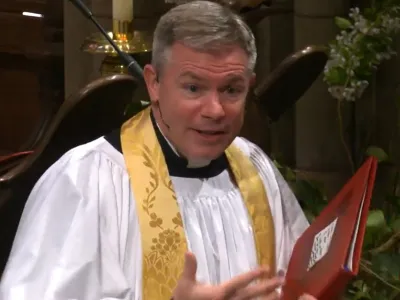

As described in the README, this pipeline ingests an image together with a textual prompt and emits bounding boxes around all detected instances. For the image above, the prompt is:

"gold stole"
[120,107,275,300]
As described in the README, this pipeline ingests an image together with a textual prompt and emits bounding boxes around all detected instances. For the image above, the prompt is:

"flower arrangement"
[324,3,400,102]
[321,1,400,176]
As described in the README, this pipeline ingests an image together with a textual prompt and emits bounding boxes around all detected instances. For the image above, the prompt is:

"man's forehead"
[161,44,251,78]
[178,70,248,81]
[167,42,250,66]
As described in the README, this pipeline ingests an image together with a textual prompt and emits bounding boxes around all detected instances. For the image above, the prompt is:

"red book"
[281,156,378,300]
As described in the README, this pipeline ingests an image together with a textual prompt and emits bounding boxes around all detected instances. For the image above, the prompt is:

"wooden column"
[240,0,295,154]
[294,0,352,197]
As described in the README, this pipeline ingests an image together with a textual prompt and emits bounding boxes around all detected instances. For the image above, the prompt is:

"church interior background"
[0,0,399,298]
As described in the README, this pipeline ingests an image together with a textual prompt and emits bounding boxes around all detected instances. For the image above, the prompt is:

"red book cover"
[281,156,378,300]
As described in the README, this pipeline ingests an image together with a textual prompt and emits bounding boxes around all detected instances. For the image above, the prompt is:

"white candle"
[113,0,133,21]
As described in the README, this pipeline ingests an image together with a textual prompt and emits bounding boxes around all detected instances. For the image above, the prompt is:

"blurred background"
[0,0,399,298]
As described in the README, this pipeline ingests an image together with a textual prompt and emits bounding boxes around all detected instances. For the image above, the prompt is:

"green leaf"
[372,253,400,280]
[284,167,297,182]
[364,208,391,249]
[324,67,348,85]
[350,279,372,299]
[365,146,389,162]
[273,159,282,169]
[293,179,327,216]
[335,16,353,30]
[366,209,387,231]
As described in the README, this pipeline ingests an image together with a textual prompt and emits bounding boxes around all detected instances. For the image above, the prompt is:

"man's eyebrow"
[177,72,247,83]
[178,71,204,81]
[224,74,246,83]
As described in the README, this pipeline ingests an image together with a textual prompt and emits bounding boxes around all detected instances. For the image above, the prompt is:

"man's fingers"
[233,276,284,300]
[261,291,281,300]
[181,252,198,282]
[219,266,271,297]
[299,294,317,300]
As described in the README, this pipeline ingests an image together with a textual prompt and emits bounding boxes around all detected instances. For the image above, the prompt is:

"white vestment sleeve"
[269,157,310,272]
[237,138,309,274]
[0,144,136,300]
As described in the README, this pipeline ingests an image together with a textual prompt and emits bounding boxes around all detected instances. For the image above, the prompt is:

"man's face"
[144,42,255,161]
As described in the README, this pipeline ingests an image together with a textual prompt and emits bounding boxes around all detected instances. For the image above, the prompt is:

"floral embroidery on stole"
[120,107,275,300]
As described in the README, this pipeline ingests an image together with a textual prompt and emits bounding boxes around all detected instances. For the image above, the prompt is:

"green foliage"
[274,157,400,299]
[365,146,390,162]
[297,2,400,297]
[323,3,400,101]
[275,1,400,289]
[274,98,400,296]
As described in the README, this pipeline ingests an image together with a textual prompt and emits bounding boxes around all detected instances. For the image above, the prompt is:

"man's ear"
[143,64,159,105]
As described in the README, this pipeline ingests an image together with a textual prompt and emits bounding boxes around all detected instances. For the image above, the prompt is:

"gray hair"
[151,0,257,74]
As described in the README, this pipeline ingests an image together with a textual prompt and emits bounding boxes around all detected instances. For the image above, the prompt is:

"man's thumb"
[182,252,197,281]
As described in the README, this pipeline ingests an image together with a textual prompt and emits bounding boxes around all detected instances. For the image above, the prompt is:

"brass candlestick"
[81,19,152,76]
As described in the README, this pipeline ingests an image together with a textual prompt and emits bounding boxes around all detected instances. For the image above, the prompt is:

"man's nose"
[202,93,225,120]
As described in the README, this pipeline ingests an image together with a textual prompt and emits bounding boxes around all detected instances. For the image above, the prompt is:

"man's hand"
[172,252,284,300]
[299,295,317,300]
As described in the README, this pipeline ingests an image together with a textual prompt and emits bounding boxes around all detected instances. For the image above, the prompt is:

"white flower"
[355,17,369,34]
[324,4,400,101]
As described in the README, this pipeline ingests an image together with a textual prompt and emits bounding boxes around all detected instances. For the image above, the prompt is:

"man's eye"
[227,87,237,94]
[185,84,199,93]
[225,86,243,95]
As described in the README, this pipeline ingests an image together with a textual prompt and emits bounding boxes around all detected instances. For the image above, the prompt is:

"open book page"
[345,186,367,271]
[306,184,368,272]
[307,217,339,271]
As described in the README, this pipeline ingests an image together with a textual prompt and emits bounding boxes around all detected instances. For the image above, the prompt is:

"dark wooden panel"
[0,0,64,154]
[0,0,46,14]
[0,12,45,55]
[0,55,42,152]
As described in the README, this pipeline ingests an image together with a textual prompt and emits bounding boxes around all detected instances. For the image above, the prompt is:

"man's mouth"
[195,130,225,135]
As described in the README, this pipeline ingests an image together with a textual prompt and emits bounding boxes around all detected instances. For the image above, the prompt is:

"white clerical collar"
[155,121,211,168]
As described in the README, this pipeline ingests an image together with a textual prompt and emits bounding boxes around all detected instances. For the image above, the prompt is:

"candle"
[113,0,133,21]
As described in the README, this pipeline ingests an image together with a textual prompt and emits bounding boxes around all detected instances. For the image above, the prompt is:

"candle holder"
[81,20,152,76]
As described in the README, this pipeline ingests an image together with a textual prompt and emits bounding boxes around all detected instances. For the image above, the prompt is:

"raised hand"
[172,252,285,300]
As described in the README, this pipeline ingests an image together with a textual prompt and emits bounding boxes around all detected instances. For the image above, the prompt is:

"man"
[0,1,315,299]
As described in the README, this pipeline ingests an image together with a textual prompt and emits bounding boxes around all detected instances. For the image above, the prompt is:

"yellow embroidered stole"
[120,107,275,300]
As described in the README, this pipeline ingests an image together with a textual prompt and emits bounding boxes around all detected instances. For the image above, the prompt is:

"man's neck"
[154,121,211,168]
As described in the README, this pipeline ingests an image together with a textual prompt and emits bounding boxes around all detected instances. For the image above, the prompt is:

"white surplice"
[0,135,309,300]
